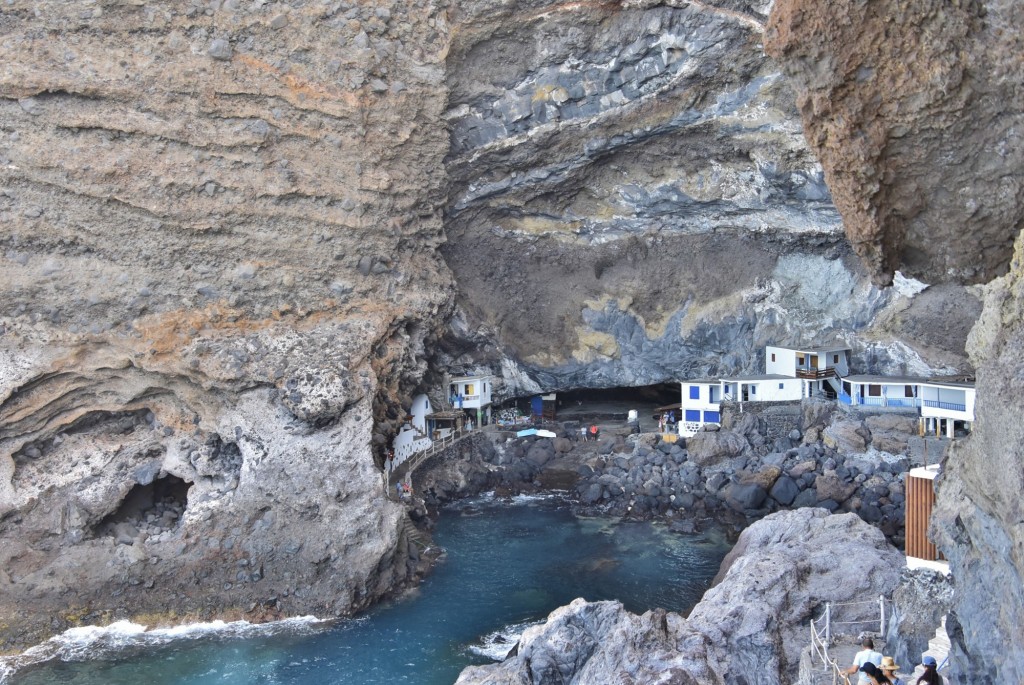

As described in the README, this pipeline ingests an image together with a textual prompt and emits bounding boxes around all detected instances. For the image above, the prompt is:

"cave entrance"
[96,474,192,543]
[505,383,680,430]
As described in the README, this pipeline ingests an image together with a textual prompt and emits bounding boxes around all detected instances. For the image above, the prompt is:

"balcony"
[924,399,966,412]
[795,368,836,380]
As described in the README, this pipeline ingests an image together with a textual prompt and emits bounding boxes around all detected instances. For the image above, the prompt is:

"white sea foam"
[0,615,326,684]
[465,618,543,662]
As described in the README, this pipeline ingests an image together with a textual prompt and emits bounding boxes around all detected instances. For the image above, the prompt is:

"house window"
[689,386,700,400]
[833,354,839,364]
[771,353,776,362]
[779,382,784,389]
[905,385,914,397]
[685,409,700,422]
[868,385,881,397]
[465,383,475,395]
[704,411,720,423]
[797,355,805,365]
[750,386,757,395]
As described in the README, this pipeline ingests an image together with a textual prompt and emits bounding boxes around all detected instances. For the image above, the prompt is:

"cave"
[500,383,681,427]
[95,474,192,542]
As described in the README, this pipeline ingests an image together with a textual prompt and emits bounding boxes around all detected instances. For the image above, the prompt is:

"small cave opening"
[498,383,680,429]
[95,474,192,544]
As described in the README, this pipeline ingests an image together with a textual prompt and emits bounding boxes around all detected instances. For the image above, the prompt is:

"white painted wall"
[744,378,803,402]
[410,393,431,433]
[450,376,492,409]
[765,346,797,376]
[920,384,975,421]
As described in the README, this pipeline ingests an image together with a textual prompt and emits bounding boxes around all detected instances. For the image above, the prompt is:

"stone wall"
[722,400,802,442]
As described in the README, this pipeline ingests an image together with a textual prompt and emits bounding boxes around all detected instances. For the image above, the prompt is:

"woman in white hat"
[880,656,904,685]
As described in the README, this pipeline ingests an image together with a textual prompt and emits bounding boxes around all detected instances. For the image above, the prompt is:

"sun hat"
[880,656,900,671]
[922,655,937,667]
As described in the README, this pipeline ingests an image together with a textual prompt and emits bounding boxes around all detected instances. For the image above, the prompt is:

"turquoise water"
[8,495,730,685]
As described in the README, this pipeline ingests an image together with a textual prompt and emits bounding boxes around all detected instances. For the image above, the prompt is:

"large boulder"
[815,470,859,504]
[725,482,768,512]
[802,396,837,431]
[456,509,903,685]
[822,419,871,454]
[686,430,749,467]
[865,414,918,455]
[770,475,801,506]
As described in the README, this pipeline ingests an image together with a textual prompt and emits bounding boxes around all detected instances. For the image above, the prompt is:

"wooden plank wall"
[906,474,938,560]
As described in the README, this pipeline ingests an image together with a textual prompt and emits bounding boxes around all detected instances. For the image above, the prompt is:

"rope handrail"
[809,610,851,685]
[805,596,889,685]
[828,598,883,608]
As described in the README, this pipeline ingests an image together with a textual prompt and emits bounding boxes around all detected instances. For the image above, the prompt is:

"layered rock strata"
[455,508,903,685]
[0,0,452,647]
[438,0,978,393]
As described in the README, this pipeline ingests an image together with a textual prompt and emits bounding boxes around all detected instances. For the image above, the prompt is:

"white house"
[919,379,975,438]
[677,344,850,437]
[765,345,850,398]
[720,374,804,403]
[842,375,922,409]
[679,379,725,436]
[840,375,975,438]
[449,374,494,427]
[391,393,434,469]
[677,374,803,437]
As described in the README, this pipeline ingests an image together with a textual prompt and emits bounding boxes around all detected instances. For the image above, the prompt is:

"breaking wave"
[0,616,327,684]
[464,618,543,662]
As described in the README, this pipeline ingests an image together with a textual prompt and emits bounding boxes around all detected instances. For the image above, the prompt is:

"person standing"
[860,662,892,685]
[914,656,941,685]
[843,638,883,685]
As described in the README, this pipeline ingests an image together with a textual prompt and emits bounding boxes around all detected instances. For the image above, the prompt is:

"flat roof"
[424,411,464,420]
[768,345,851,354]
[720,374,794,382]
[450,375,492,382]
[921,377,975,389]
[845,374,929,385]
[680,378,720,385]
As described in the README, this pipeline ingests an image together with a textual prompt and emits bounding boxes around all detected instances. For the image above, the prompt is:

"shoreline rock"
[455,508,904,685]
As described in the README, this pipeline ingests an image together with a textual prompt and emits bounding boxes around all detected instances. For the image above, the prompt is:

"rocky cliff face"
[0,0,1008,671]
[456,509,903,685]
[765,0,1024,287]
[438,0,978,393]
[0,0,453,646]
[765,0,1024,682]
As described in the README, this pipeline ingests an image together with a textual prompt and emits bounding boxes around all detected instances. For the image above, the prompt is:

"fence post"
[879,595,886,636]
[825,603,831,645]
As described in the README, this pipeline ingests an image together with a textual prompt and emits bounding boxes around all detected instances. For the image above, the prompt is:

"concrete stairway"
[902,616,951,683]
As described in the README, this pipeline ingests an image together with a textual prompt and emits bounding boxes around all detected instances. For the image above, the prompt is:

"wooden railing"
[796,368,836,380]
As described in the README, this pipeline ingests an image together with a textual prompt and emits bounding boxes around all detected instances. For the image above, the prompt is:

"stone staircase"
[399,516,429,550]
[903,617,951,683]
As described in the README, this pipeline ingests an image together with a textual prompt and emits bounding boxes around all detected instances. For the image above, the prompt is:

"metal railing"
[923,400,966,412]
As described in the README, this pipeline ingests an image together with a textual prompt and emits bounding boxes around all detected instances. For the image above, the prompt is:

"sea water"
[5,494,730,685]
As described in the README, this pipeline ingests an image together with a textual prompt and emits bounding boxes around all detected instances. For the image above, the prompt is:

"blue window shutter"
[689,385,700,400]
[779,382,784,389]
[685,409,700,422]
[704,411,720,423]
